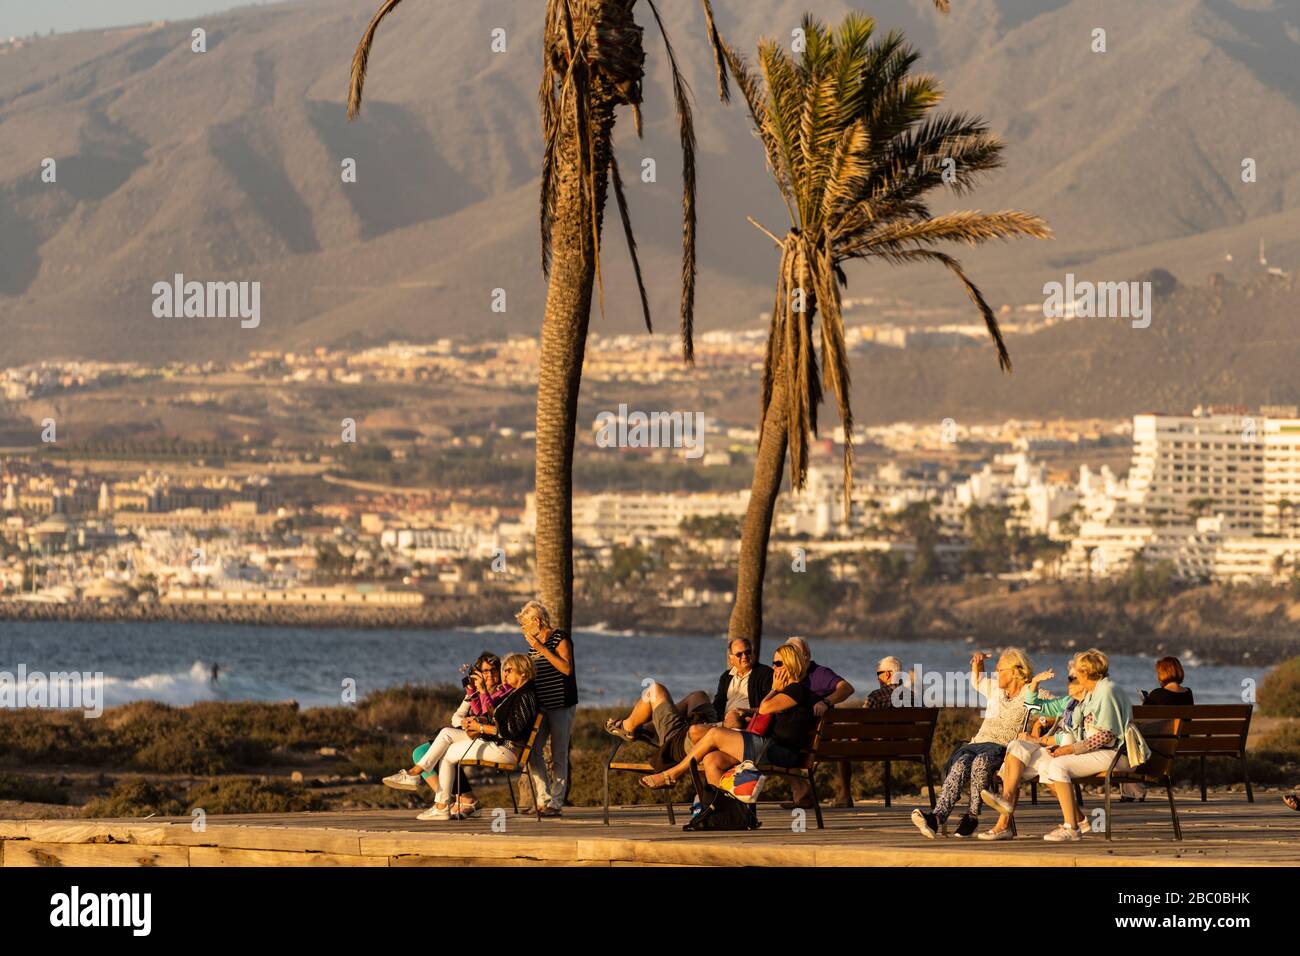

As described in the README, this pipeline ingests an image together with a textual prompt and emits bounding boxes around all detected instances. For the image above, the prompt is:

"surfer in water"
[210,662,220,688]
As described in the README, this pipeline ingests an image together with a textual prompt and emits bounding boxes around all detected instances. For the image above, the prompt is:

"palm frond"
[846,209,1052,254]
[699,0,732,102]
[859,246,1014,372]
[645,0,699,363]
[609,150,653,335]
[348,0,408,119]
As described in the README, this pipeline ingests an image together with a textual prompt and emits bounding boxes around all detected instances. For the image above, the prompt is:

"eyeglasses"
[877,670,890,677]
[731,649,752,659]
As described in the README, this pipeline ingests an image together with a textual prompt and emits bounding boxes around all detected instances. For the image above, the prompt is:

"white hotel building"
[1062,406,1300,581]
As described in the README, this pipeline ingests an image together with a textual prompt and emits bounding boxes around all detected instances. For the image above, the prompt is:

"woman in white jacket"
[382,652,510,818]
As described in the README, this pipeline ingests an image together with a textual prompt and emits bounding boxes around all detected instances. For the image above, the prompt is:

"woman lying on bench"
[640,643,814,788]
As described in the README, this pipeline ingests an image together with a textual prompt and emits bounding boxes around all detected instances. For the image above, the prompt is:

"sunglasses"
[877,670,890,677]
[731,649,752,658]
[772,660,784,668]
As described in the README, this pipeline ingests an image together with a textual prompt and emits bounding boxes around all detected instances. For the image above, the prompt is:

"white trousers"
[435,739,518,804]
[1005,738,1123,785]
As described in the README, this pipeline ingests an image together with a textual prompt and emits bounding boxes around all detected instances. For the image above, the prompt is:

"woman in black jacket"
[416,653,540,822]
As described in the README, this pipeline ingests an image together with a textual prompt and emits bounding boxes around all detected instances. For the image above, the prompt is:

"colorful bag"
[717,760,766,804]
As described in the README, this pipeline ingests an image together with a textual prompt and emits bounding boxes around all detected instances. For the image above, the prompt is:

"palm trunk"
[727,375,789,657]
[533,79,616,632]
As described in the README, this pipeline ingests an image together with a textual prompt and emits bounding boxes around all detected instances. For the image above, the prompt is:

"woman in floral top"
[981,648,1131,842]
[911,649,1052,839]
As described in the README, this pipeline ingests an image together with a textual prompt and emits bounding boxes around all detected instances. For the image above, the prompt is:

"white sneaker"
[977,827,1014,841]
[383,770,422,792]
[416,805,451,821]
[910,808,939,839]
[979,789,1014,816]
[1078,815,1092,834]
[1043,824,1082,842]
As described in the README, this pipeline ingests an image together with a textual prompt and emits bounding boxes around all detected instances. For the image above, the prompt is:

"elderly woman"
[981,648,1131,842]
[911,649,1052,839]
[639,642,815,788]
[977,661,1090,840]
[516,599,578,818]
[413,653,540,822]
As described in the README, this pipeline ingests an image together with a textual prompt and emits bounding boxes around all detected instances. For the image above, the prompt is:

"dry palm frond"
[348,0,408,119]
[610,149,653,334]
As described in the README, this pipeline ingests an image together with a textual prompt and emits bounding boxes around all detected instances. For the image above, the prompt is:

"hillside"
[1,0,1298,389]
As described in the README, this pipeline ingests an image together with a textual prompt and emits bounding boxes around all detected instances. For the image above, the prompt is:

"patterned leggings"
[933,750,1002,822]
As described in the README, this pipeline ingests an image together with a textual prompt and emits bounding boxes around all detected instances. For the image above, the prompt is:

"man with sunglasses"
[713,637,774,730]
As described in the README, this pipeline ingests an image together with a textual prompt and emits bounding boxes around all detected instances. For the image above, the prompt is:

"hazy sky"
[0,1,290,37]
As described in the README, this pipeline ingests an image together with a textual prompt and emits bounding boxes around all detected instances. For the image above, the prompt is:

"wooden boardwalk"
[3,792,1299,866]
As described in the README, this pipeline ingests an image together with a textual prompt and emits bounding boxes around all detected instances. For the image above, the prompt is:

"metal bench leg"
[1104,780,1113,841]
[1199,755,1207,802]
[924,756,936,810]
[519,768,535,817]
[1166,778,1183,841]
[506,771,519,814]
[1031,781,1038,805]
[664,791,676,825]
[884,761,892,808]
[809,771,825,830]
[603,764,611,825]
[1241,753,1254,803]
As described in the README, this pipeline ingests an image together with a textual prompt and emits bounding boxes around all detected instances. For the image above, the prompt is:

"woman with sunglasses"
[382,651,511,818]
[411,653,540,821]
[640,643,814,789]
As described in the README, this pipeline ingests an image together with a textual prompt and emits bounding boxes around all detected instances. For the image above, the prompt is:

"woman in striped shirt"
[516,600,578,818]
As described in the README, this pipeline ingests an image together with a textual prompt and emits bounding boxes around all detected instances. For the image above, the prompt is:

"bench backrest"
[810,707,940,762]
[1131,704,1252,756]
[1131,718,1184,777]
[516,712,546,766]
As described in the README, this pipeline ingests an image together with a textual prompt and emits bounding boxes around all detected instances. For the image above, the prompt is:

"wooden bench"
[1071,717,1185,839]
[602,731,679,825]
[455,712,545,817]
[758,708,940,829]
[1132,704,1254,802]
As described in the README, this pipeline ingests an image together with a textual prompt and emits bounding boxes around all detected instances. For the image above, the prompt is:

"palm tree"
[721,13,1050,652]
[347,1,730,629]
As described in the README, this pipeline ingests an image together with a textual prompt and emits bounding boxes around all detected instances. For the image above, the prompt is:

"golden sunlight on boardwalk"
[3,794,1298,867]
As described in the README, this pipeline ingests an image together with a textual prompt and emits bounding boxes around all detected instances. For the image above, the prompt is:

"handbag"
[1124,722,1151,769]
[717,760,766,804]
[745,711,773,736]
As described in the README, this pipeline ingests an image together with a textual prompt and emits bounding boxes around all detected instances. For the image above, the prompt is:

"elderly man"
[516,599,578,818]
[782,636,855,809]
[713,636,774,728]
[866,656,911,709]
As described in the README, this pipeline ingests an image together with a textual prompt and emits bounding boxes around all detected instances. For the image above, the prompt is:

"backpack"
[682,784,761,832]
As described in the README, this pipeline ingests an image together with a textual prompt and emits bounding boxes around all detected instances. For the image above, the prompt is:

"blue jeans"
[527,705,575,810]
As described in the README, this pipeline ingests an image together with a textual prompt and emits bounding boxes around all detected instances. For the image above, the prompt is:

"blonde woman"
[912,648,1053,839]
[640,643,815,788]
[982,648,1131,842]
[415,653,539,822]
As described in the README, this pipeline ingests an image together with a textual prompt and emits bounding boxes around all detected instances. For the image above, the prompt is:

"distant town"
[3,335,1299,613]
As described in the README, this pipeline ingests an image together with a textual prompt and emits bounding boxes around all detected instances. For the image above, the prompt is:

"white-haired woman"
[911,649,1052,839]
[982,648,1131,842]
[516,600,578,818]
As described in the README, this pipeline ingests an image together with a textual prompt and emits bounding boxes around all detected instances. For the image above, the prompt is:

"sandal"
[1284,795,1299,812]
[454,798,480,818]
[640,771,676,790]
[605,717,636,742]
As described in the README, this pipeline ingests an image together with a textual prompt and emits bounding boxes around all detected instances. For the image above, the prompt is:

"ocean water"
[0,621,1265,710]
